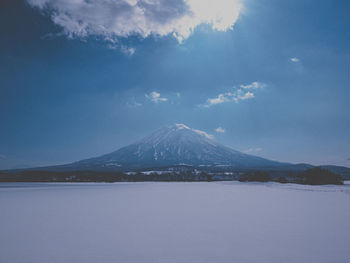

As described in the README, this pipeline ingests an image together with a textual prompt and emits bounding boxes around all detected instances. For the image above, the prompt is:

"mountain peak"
[174,123,190,130]
[68,124,286,171]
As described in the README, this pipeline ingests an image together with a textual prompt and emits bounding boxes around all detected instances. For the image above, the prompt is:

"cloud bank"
[27,0,242,43]
[203,81,265,107]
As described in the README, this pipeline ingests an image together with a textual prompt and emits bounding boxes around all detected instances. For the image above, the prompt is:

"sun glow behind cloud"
[27,0,242,44]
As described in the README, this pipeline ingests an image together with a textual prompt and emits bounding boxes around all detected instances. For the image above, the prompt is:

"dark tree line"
[0,170,216,183]
[296,167,343,185]
[238,168,343,185]
[0,167,343,185]
[238,171,272,182]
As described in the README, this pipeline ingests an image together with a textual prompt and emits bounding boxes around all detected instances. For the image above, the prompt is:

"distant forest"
[0,167,344,185]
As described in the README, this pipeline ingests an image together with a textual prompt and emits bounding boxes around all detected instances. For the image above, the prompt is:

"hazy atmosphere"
[1,0,350,169]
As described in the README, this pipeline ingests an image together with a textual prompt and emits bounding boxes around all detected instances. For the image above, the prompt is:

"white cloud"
[290,57,300,63]
[107,43,136,54]
[174,124,214,139]
[27,0,242,45]
[146,91,168,103]
[127,98,142,107]
[237,90,254,100]
[240,81,264,90]
[215,127,225,133]
[244,148,262,154]
[206,93,231,106]
[193,129,214,139]
[121,46,136,56]
[203,81,264,107]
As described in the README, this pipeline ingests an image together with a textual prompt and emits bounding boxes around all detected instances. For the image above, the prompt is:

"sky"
[0,0,350,169]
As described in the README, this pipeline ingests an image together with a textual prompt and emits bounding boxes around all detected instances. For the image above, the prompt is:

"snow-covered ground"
[0,182,349,263]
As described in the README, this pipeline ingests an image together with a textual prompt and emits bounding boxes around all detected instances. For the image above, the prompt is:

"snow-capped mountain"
[64,124,287,171]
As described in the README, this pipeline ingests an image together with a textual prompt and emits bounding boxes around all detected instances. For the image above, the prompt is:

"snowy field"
[1,182,349,263]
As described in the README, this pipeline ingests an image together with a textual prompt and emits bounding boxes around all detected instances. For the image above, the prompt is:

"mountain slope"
[62,124,288,171]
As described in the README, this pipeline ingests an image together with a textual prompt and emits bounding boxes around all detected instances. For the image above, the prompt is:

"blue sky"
[0,0,349,169]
